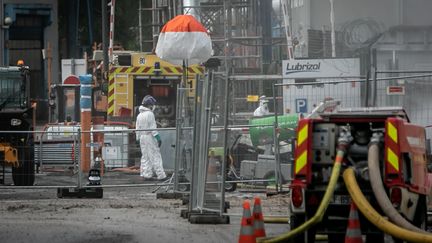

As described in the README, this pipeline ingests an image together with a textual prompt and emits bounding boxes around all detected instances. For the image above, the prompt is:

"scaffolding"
[139,0,289,71]
[137,0,182,52]
[138,0,291,224]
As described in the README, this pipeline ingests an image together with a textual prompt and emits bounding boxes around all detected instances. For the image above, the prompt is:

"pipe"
[263,217,289,224]
[368,140,429,233]
[343,168,432,243]
[258,149,345,243]
[329,0,336,57]
[79,75,92,173]
[102,0,109,76]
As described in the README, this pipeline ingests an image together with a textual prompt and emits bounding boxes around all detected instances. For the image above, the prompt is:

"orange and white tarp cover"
[155,15,212,65]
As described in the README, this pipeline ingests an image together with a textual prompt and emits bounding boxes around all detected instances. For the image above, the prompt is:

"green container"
[249,114,298,147]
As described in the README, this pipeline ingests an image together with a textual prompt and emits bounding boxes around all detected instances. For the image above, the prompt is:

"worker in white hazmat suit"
[254,95,272,154]
[136,95,167,180]
[254,95,270,117]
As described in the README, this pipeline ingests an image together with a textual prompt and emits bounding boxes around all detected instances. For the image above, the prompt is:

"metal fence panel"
[282,79,364,115]
[375,76,432,127]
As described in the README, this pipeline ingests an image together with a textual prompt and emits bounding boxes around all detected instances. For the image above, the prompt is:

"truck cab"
[0,65,35,186]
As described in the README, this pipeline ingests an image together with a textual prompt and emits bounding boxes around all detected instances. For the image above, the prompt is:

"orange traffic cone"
[252,197,266,238]
[239,200,256,243]
[345,202,363,243]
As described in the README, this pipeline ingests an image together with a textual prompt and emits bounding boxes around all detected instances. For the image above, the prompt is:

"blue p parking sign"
[295,99,307,113]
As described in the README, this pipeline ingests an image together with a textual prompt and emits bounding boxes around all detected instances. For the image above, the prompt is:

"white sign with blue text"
[282,58,361,115]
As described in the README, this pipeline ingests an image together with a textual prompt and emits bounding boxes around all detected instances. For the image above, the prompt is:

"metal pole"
[86,0,94,46]
[189,77,201,212]
[220,0,231,216]
[173,84,182,191]
[372,48,378,107]
[77,128,82,188]
[109,0,116,61]
[281,0,294,59]
[75,0,80,57]
[364,70,370,107]
[152,0,159,50]
[39,132,44,171]
[196,73,211,209]
[138,0,143,52]
[376,70,432,74]
[73,130,78,174]
[102,0,109,77]
[204,71,214,198]
[168,0,173,19]
[329,0,336,57]
[272,84,281,192]
[47,42,52,123]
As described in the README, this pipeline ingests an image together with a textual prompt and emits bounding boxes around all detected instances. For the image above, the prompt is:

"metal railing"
[0,123,288,192]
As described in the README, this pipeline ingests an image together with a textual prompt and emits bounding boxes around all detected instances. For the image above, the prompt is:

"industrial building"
[1,1,432,243]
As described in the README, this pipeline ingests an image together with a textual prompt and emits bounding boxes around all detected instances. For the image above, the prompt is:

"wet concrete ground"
[1,168,413,242]
[0,170,291,243]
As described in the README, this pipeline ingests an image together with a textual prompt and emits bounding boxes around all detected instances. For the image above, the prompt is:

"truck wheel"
[12,149,35,186]
[224,175,237,192]
[12,161,35,186]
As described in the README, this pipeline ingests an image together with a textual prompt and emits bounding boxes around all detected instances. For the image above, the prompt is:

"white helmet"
[259,95,268,105]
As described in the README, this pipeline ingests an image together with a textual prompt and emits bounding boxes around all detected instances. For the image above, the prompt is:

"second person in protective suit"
[254,95,270,117]
[136,95,167,180]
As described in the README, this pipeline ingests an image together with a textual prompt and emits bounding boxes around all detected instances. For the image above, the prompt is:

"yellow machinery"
[0,143,18,167]
[107,53,204,126]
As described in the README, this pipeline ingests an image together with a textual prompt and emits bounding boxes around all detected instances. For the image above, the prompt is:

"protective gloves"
[154,134,162,147]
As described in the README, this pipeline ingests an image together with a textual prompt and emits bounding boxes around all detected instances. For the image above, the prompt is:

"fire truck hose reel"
[368,139,429,233]
[343,168,432,243]
[258,149,345,243]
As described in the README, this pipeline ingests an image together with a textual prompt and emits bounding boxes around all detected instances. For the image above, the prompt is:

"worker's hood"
[139,105,151,113]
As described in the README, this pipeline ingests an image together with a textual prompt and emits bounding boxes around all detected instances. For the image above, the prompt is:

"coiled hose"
[368,142,429,233]
[343,168,432,242]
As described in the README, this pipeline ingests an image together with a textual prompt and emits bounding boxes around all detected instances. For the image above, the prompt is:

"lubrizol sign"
[282,58,360,79]
[282,58,361,115]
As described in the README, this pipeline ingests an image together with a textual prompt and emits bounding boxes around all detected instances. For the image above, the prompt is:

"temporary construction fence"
[271,71,432,194]
[182,71,298,223]
[0,71,294,226]
[277,71,432,141]
[0,124,289,191]
[373,71,432,128]
[281,79,365,116]
[3,70,432,225]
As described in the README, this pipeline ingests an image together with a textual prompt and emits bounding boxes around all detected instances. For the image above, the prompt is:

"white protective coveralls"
[136,105,166,179]
[253,97,269,117]
[254,97,272,154]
